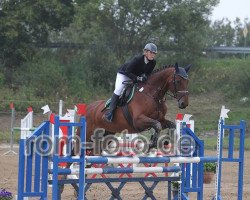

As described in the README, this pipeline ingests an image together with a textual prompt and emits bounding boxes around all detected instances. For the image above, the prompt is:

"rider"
[103,43,157,122]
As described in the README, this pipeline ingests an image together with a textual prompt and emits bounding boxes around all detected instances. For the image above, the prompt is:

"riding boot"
[103,93,119,122]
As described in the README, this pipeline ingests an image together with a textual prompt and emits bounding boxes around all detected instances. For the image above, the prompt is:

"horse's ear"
[184,64,192,73]
[175,62,179,73]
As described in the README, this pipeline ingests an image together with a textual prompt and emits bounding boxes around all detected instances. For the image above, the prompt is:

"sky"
[211,0,250,22]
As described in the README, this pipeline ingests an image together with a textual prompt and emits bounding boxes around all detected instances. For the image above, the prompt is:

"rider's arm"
[118,56,141,81]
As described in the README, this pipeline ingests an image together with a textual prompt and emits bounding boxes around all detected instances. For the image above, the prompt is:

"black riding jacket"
[118,55,156,81]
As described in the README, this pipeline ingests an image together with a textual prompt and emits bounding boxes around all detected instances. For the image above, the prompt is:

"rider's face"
[145,50,156,60]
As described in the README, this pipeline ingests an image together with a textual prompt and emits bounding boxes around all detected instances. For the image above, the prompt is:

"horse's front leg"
[133,115,162,149]
[158,118,177,148]
[160,118,176,129]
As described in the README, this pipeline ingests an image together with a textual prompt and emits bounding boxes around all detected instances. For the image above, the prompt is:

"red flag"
[76,103,87,116]
[176,113,183,120]
[27,107,33,112]
[10,102,14,109]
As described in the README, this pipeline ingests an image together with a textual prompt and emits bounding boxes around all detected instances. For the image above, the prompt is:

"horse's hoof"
[149,142,157,150]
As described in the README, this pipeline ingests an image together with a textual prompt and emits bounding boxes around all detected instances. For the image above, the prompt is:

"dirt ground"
[0,146,249,200]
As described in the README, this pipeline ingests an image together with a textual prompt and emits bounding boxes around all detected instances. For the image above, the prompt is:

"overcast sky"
[1,1,248,23]
[211,0,249,21]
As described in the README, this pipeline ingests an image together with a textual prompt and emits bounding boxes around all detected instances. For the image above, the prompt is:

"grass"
[201,136,250,150]
[163,91,250,151]
[0,131,11,143]
[166,93,249,132]
[0,131,21,144]
[1,91,249,151]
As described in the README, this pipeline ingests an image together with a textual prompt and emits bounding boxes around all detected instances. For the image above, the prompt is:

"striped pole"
[49,166,181,175]
[85,156,217,165]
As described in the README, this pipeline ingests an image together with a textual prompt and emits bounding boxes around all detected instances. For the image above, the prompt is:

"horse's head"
[169,63,191,109]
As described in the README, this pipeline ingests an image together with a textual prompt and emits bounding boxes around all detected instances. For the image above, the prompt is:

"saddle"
[105,81,136,108]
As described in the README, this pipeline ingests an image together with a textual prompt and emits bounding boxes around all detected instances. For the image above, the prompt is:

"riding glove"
[137,75,147,82]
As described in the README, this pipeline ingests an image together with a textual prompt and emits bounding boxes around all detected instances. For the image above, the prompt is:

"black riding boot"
[103,93,119,122]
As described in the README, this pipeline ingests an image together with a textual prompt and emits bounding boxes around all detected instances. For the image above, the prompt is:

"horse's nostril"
[179,102,186,109]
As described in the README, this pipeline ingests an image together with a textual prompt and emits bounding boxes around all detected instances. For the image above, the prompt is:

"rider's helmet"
[144,43,157,54]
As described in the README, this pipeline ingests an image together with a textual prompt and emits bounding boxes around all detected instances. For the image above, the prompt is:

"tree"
[234,18,250,47]
[210,18,235,46]
[56,0,219,64]
[90,0,219,63]
[1,0,222,97]
[0,0,75,86]
[207,17,250,50]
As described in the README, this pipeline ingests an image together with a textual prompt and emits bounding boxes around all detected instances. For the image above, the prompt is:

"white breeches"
[114,73,132,96]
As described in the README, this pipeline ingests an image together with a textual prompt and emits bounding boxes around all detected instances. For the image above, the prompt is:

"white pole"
[59,100,63,117]
[214,105,230,199]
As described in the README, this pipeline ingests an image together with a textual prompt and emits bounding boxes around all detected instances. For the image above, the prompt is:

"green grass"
[201,136,250,150]
[1,58,249,148]
[1,92,249,150]
[0,130,21,144]
[166,92,249,133]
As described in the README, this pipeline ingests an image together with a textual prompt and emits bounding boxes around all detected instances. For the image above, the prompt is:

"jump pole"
[16,105,246,200]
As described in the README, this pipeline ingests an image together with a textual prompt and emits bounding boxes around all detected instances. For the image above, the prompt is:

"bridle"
[167,73,189,101]
[135,70,189,103]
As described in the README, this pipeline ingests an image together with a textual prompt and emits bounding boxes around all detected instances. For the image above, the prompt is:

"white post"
[59,100,63,117]
[21,111,33,139]
[214,105,230,199]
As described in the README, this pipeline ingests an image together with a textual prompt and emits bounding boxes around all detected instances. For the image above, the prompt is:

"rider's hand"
[137,75,147,82]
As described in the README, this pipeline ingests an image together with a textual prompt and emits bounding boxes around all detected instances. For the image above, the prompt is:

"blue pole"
[41,122,50,199]
[52,116,60,200]
[238,120,246,200]
[17,138,25,200]
[197,140,204,200]
[78,117,86,200]
[228,128,234,158]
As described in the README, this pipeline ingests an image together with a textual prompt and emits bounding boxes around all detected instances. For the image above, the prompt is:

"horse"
[61,63,191,197]
[78,63,191,155]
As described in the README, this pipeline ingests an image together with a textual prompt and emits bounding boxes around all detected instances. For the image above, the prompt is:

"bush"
[171,181,179,190]
[191,57,250,99]
[203,162,216,173]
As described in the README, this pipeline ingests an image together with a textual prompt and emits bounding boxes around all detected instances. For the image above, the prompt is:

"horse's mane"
[151,64,175,74]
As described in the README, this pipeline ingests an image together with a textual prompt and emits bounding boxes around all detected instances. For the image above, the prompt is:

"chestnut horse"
[79,63,191,153]
[62,64,191,196]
